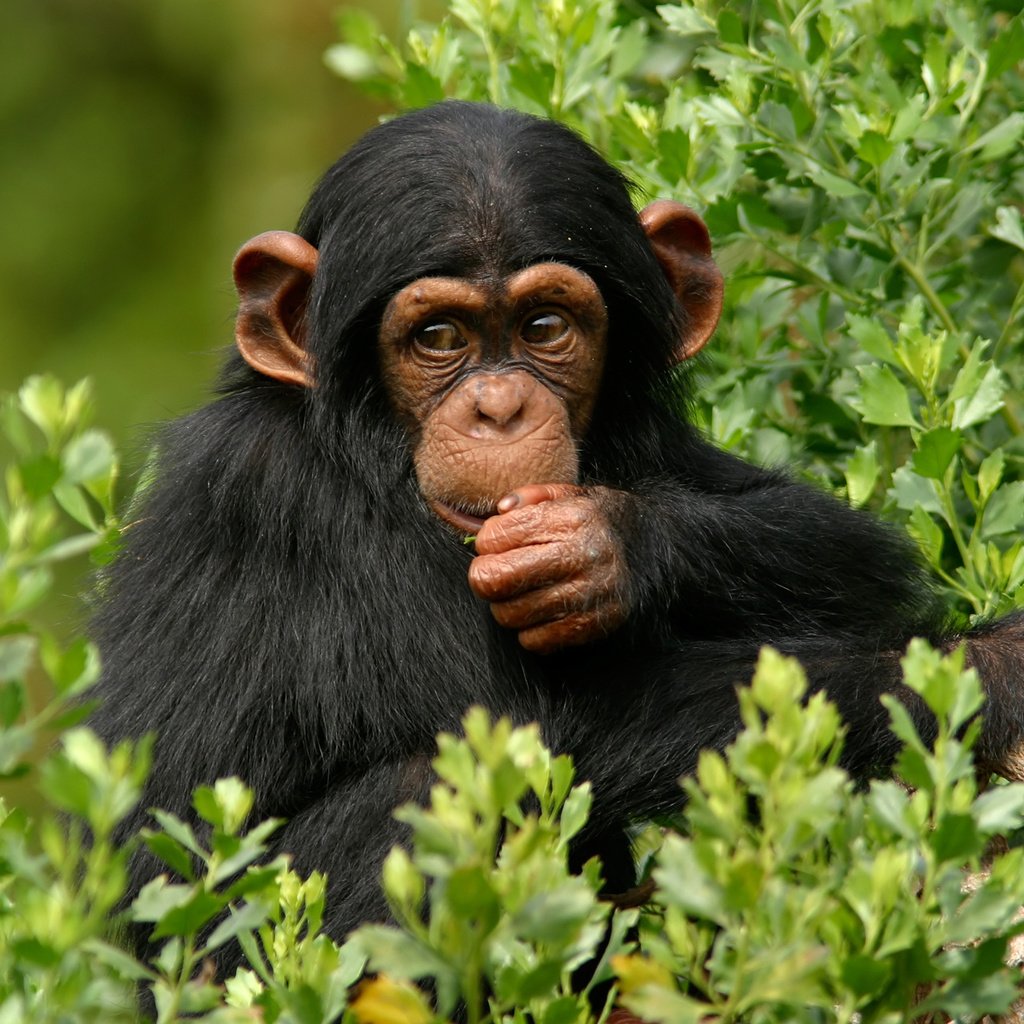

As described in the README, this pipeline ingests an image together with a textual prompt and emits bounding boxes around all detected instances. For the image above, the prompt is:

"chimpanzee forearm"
[558,636,930,839]
[620,468,942,642]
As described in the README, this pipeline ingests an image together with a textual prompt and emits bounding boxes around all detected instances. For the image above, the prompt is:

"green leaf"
[323,44,379,81]
[193,777,253,833]
[143,831,196,881]
[982,482,1024,538]
[6,567,52,616]
[973,784,1024,834]
[0,680,24,727]
[559,782,591,845]
[857,130,893,168]
[513,880,598,944]
[805,164,866,198]
[53,479,100,530]
[951,364,1005,429]
[908,505,943,564]
[151,890,225,938]
[356,924,453,981]
[82,938,153,981]
[841,954,891,997]
[654,836,724,923]
[36,533,101,563]
[911,428,961,480]
[851,365,919,427]
[18,454,61,500]
[966,112,1024,161]
[991,205,1024,252]
[381,846,424,911]
[0,635,35,683]
[657,4,715,37]
[930,812,981,862]
[847,315,897,364]
[447,864,501,928]
[18,375,64,443]
[131,877,195,923]
[149,810,203,857]
[62,429,115,484]
[204,900,272,953]
[978,448,1005,502]
[868,780,918,840]
[989,14,1024,77]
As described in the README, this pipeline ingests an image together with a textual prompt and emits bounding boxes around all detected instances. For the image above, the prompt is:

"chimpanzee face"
[375,263,608,531]
[230,200,721,534]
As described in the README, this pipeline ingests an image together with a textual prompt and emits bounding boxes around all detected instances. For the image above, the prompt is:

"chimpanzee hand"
[467,483,632,654]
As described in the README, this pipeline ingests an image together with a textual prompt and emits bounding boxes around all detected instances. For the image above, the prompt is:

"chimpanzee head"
[231,101,722,529]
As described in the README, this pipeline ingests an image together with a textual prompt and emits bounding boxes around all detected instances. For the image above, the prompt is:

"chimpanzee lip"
[429,499,489,535]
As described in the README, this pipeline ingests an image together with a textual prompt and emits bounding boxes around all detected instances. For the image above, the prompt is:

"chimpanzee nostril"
[473,374,530,429]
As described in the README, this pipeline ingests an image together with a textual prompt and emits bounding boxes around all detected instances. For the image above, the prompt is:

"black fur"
[89,102,1024,969]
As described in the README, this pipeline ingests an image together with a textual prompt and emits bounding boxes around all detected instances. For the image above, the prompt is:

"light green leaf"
[991,206,1024,252]
[982,482,1024,539]
[847,315,897,364]
[657,4,715,37]
[890,466,942,515]
[966,112,1024,161]
[844,442,879,508]
[324,44,378,81]
[62,429,115,484]
[851,365,919,427]
[978,449,1005,502]
[951,364,1005,429]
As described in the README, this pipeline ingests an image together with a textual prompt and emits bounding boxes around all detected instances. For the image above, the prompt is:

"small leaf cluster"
[616,645,1024,1023]
[328,0,1024,620]
[0,376,118,775]
[0,378,363,1022]
[349,707,634,1024]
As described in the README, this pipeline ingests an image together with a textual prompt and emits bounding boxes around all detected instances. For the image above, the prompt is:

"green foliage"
[0,378,364,1022]
[349,708,633,1024]
[330,0,1024,621]
[617,646,1024,1023]
[1,381,1024,1019]
[2,0,1024,1018]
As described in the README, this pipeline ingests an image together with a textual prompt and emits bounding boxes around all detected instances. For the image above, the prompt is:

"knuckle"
[519,626,558,655]
[490,601,521,629]
[468,556,512,598]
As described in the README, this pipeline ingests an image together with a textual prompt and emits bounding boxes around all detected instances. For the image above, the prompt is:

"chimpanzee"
[89,101,1024,967]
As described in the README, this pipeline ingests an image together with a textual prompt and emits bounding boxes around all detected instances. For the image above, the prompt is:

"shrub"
[2,0,1023,1018]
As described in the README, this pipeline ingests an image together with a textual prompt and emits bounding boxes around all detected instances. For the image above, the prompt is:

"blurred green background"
[0,0,413,457]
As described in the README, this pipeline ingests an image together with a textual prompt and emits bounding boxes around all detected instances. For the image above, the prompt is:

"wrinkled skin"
[469,483,630,653]
[373,260,631,651]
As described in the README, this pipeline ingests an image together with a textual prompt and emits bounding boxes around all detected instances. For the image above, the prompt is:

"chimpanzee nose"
[472,373,531,432]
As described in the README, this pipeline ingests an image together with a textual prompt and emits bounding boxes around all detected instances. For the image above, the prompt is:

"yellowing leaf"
[611,953,674,994]
[350,976,435,1024]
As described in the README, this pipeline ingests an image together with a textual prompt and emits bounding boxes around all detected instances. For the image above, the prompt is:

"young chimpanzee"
[89,101,1024,967]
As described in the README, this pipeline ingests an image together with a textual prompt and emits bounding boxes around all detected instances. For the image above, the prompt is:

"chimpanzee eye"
[414,321,467,352]
[521,312,570,346]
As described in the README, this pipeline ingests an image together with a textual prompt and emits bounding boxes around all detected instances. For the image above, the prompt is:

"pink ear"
[639,200,724,360]
[233,231,319,387]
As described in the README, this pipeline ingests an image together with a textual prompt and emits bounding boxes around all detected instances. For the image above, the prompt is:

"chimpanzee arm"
[561,620,1024,847]
[469,464,940,654]
[618,442,943,641]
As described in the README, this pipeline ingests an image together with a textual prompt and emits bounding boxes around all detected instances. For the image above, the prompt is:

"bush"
[2,0,1023,1019]
[332,0,1024,620]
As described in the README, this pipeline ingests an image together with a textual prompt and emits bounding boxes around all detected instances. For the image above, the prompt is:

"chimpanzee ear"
[233,231,319,387]
[639,200,724,360]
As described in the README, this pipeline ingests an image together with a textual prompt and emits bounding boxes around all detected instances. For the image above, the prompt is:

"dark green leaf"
[912,428,962,480]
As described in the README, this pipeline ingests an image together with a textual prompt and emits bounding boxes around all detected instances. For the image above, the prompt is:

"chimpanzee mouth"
[429,499,491,535]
